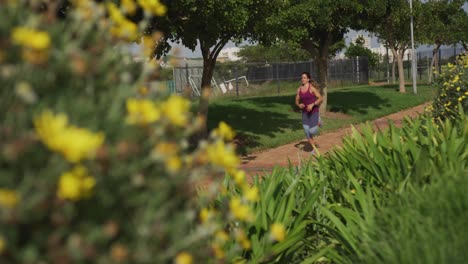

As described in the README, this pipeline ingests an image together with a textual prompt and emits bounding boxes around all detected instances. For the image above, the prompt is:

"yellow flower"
[154,142,178,156]
[212,244,225,259]
[212,121,235,141]
[175,252,193,264]
[458,97,463,102]
[138,86,149,96]
[107,2,125,23]
[138,0,167,16]
[166,156,181,173]
[34,111,104,163]
[162,95,190,126]
[215,231,229,243]
[199,208,210,223]
[126,98,161,125]
[11,27,51,50]
[57,166,96,201]
[233,170,246,185]
[121,0,137,14]
[72,0,94,19]
[229,197,252,221]
[111,20,138,41]
[235,230,251,249]
[0,189,19,209]
[243,186,259,202]
[141,35,159,57]
[456,87,461,91]
[270,223,286,242]
[206,141,239,171]
[107,3,139,41]
[58,127,105,163]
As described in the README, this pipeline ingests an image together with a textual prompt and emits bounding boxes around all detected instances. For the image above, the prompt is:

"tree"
[263,0,372,112]
[367,0,423,93]
[345,36,380,67]
[238,42,309,63]
[149,0,284,135]
[419,0,466,82]
[452,6,468,51]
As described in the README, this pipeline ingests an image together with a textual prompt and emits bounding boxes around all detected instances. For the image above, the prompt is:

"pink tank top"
[299,84,319,113]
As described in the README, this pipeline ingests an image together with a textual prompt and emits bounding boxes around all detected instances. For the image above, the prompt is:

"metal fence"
[369,46,465,82]
[171,57,369,97]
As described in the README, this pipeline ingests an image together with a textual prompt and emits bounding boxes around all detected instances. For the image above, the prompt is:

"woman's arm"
[305,85,323,112]
[295,88,304,109]
[310,86,323,105]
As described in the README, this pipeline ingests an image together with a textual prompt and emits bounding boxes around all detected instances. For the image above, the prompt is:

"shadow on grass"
[207,89,393,154]
[208,98,299,155]
[327,91,391,114]
[241,94,298,111]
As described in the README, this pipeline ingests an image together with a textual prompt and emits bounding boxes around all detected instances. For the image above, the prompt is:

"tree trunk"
[317,56,328,113]
[198,58,215,136]
[391,57,396,84]
[429,44,441,83]
[395,51,406,93]
[196,39,228,138]
[301,36,329,113]
[461,41,468,52]
[434,49,440,80]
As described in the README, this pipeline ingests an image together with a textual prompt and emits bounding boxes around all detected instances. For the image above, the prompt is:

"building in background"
[217,47,241,62]
[371,45,414,61]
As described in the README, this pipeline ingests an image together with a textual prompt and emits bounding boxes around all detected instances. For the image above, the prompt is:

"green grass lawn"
[207,84,436,155]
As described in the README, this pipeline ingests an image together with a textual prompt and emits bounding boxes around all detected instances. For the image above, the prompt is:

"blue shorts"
[303,124,319,139]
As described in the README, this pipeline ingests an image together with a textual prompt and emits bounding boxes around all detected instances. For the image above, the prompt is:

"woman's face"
[301,74,309,85]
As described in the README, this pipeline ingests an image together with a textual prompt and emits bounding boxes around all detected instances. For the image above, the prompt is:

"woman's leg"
[303,124,317,150]
[308,125,319,149]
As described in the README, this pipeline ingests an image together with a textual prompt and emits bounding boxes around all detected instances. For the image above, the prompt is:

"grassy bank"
[207,84,436,154]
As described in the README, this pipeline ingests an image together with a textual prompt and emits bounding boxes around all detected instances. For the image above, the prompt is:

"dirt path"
[240,103,429,175]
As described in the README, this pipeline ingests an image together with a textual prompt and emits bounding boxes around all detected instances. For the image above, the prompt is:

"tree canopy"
[146,0,285,134]
[262,0,375,111]
[238,42,309,63]
[345,36,380,67]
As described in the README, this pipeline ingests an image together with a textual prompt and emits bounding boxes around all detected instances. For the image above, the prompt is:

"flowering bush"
[428,52,468,120]
[0,1,274,263]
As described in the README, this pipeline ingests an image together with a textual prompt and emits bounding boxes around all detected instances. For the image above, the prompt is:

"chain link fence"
[169,57,368,97]
[369,46,466,83]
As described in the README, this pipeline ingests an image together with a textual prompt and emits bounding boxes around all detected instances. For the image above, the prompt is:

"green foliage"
[238,43,309,63]
[151,0,287,126]
[215,110,468,263]
[220,167,325,263]
[312,112,468,263]
[452,8,468,50]
[344,42,380,67]
[429,53,468,120]
[361,168,468,264]
[419,0,465,46]
[0,3,259,263]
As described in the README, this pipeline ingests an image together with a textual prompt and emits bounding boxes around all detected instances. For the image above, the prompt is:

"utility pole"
[409,0,417,94]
